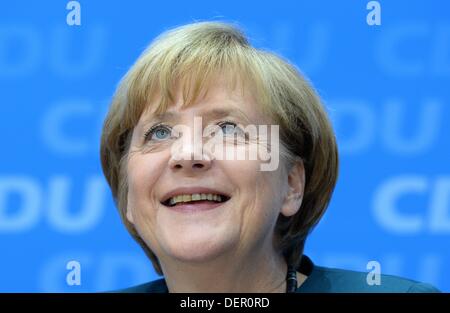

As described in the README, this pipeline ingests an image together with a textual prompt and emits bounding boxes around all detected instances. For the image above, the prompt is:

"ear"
[280,159,305,217]
[126,207,135,224]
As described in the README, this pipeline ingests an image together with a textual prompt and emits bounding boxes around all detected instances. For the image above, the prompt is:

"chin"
[163,233,235,263]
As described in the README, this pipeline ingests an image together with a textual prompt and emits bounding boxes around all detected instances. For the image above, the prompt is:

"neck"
[160,242,289,293]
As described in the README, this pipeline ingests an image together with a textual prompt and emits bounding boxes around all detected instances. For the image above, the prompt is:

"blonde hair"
[100,21,339,275]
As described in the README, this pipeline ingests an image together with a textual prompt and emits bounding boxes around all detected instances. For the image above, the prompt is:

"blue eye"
[219,121,238,135]
[145,124,172,141]
[154,128,170,139]
[216,121,249,142]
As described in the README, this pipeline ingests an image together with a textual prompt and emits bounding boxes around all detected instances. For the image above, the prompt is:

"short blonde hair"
[100,21,339,275]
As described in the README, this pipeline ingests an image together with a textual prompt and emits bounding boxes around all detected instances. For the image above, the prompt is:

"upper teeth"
[168,193,224,206]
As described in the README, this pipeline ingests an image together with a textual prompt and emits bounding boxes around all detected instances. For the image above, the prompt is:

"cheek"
[126,153,165,216]
[229,161,284,245]
[224,159,283,196]
[223,159,284,218]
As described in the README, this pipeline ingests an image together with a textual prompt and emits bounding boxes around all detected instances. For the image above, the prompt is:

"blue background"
[1,0,449,292]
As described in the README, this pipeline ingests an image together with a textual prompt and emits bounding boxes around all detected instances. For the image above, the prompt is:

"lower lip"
[167,200,227,213]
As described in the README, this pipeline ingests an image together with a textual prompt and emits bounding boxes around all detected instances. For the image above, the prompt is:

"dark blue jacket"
[117,255,440,293]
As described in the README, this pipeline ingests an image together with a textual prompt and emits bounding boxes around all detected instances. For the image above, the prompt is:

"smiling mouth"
[161,193,231,207]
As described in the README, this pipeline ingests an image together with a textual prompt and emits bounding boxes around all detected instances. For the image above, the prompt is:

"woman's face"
[125,80,304,265]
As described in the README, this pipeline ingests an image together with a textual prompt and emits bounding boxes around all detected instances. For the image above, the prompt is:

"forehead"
[138,76,271,124]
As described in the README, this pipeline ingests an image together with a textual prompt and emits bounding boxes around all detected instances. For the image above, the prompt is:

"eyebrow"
[145,108,251,124]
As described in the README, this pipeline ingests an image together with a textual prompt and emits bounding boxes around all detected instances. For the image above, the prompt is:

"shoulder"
[111,278,168,293]
[300,265,441,293]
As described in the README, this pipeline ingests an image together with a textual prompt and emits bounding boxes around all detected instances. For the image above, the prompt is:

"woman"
[100,21,439,293]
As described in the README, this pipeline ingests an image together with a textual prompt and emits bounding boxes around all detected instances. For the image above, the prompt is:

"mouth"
[161,192,231,208]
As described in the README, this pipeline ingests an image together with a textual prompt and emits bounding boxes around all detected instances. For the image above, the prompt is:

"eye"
[144,124,172,141]
[218,121,239,135]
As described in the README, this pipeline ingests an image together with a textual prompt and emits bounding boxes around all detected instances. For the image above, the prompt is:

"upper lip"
[160,187,231,204]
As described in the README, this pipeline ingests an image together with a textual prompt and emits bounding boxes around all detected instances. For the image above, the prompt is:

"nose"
[168,143,213,173]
